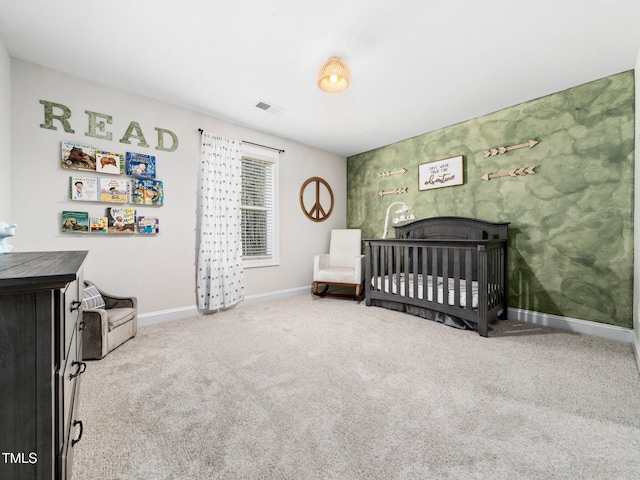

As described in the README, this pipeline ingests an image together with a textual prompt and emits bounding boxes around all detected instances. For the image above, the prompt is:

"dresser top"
[0,251,88,290]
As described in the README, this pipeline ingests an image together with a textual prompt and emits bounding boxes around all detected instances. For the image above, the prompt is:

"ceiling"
[0,0,639,157]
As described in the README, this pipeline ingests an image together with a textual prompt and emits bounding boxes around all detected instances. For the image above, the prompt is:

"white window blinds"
[241,156,275,261]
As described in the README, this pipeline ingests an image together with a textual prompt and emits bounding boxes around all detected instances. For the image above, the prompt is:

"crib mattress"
[372,273,478,308]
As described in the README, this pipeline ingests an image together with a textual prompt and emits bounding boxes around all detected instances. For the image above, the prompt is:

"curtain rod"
[198,129,285,153]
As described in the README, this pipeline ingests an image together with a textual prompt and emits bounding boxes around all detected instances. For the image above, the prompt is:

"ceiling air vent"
[254,100,286,114]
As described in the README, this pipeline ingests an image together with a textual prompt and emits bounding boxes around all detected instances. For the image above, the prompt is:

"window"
[241,143,279,268]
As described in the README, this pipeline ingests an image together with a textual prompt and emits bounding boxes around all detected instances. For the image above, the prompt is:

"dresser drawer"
[58,385,82,480]
[62,279,81,363]
[56,326,85,449]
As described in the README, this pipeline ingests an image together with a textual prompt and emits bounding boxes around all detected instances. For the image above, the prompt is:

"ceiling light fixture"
[317,56,351,93]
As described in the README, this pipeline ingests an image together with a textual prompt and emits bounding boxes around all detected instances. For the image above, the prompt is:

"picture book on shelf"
[100,178,130,203]
[106,207,136,234]
[61,141,97,171]
[125,152,156,178]
[61,211,89,233]
[90,216,108,234]
[137,216,159,234]
[132,178,164,205]
[70,176,99,201]
[96,151,125,175]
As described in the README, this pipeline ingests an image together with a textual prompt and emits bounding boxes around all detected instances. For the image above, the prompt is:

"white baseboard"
[632,332,640,374]
[239,286,310,307]
[137,286,310,327]
[137,305,200,327]
[508,307,633,343]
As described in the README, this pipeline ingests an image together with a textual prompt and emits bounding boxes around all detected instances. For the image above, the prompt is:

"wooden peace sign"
[299,176,334,222]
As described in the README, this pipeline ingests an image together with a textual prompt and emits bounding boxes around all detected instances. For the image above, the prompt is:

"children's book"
[89,216,108,234]
[61,211,89,233]
[70,176,99,201]
[136,216,159,234]
[100,178,130,203]
[132,178,164,206]
[106,207,136,234]
[125,152,156,178]
[61,141,97,171]
[96,151,125,175]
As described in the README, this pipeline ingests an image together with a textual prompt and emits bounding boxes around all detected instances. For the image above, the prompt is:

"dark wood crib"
[364,217,509,337]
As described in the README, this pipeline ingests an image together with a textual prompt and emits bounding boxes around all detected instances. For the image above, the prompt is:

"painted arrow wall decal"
[483,139,539,157]
[377,187,408,196]
[481,166,536,181]
[377,168,407,178]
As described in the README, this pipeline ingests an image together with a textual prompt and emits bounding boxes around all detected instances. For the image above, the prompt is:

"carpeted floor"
[72,294,640,479]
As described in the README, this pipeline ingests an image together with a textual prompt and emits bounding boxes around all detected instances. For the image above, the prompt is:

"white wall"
[10,59,347,317]
[0,39,10,221]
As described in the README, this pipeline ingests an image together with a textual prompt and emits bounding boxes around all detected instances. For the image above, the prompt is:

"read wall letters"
[39,99,179,152]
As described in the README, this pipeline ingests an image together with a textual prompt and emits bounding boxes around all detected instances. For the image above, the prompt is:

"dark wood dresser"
[0,251,88,480]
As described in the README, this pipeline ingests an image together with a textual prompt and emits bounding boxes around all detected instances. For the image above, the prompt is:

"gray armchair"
[81,280,137,360]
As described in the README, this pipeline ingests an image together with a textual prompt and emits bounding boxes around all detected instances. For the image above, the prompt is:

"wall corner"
[634,47,640,372]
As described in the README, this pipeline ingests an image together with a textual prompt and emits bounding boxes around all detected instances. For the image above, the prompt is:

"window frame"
[241,143,279,269]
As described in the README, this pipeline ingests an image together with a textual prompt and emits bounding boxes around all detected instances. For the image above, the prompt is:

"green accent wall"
[347,71,635,328]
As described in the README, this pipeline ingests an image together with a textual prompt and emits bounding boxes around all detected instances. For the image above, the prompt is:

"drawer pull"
[79,321,87,331]
[71,420,83,446]
[70,300,82,312]
[69,361,87,379]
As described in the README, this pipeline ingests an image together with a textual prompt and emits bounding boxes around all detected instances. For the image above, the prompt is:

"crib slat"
[371,243,377,292]
[412,245,419,299]
[394,244,402,295]
[491,246,497,306]
[488,245,496,306]
[496,247,500,304]
[465,249,473,310]
[499,246,504,306]
[453,248,460,308]
[442,248,449,305]
[497,246,504,307]
[431,247,438,303]
[477,245,488,337]
[388,244,393,294]
[402,245,409,297]
[422,245,429,301]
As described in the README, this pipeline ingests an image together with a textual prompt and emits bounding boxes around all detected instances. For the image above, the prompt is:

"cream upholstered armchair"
[312,229,364,300]
[81,280,137,360]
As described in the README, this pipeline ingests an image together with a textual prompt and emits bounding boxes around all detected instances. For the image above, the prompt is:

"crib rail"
[364,238,507,336]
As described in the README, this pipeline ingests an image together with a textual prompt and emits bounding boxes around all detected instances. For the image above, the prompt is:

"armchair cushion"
[314,265,362,284]
[104,307,137,331]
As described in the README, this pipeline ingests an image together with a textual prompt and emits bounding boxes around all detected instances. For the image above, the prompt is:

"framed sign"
[418,155,464,191]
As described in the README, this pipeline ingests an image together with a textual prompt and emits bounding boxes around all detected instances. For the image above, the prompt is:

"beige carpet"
[72,294,640,480]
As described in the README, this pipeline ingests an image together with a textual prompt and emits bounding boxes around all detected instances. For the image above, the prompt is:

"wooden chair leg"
[313,282,363,300]
[312,282,329,297]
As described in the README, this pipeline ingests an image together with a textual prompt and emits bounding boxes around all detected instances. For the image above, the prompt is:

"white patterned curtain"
[197,131,244,311]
